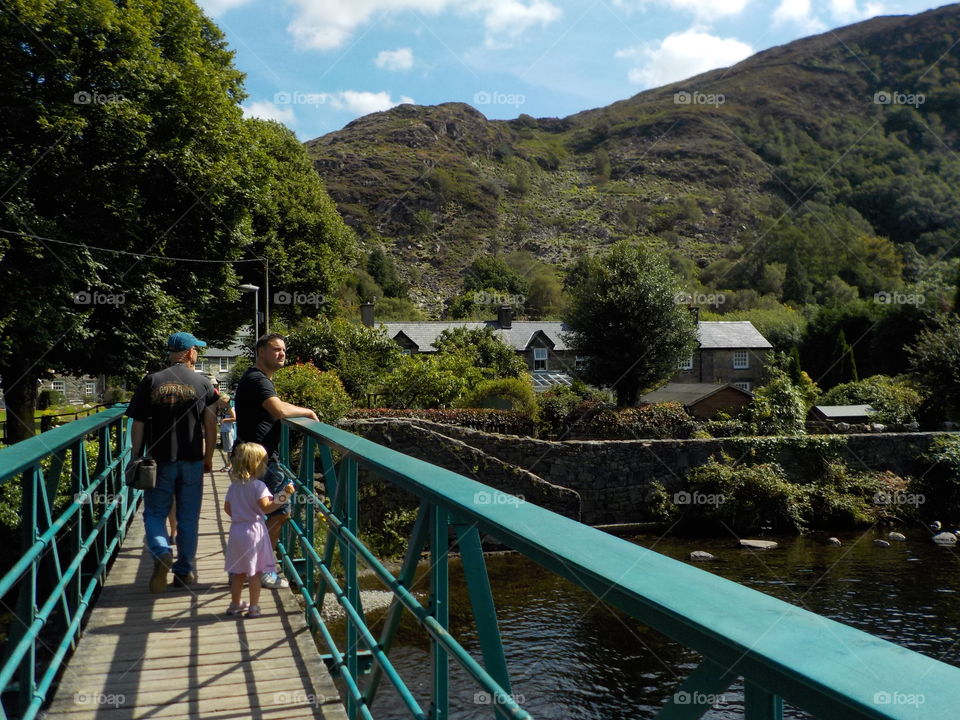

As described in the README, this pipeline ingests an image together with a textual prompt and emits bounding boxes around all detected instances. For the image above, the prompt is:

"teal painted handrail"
[0,406,138,720]
[275,417,960,720]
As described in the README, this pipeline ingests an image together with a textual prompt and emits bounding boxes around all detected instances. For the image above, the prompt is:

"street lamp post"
[239,284,260,342]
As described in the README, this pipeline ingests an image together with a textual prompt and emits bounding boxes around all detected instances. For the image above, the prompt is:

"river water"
[350,528,960,719]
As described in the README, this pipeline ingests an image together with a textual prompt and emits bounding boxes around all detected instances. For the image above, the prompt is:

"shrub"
[910,435,960,513]
[37,389,65,410]
[820,374,923,424]
[272,363,352,423]
[459,377,538,420]
[103,386,132,404]
[748,367,807,435]
[344,408,535,435]
[684,456,810,533]
[381,353,484,409]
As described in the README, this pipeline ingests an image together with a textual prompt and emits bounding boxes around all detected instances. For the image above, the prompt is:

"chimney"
[360,301,375,328]
[497,305,512,329]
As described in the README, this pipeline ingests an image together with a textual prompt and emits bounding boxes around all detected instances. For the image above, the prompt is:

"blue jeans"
[143,460,204,576]
[263,459,290,518]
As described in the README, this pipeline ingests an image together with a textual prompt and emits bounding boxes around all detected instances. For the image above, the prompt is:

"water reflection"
[343,529,960,719]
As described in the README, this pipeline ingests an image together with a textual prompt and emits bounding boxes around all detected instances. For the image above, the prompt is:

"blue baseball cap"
[167,331,207,352]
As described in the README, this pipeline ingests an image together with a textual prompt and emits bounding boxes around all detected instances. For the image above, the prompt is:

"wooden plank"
[44,469,347,720]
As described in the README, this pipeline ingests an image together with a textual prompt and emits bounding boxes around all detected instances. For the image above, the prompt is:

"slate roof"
[696,321,773,349]
[381,320,771,352]
[382,321,571,352]
[811,404,876,420]
[640,382,753,406]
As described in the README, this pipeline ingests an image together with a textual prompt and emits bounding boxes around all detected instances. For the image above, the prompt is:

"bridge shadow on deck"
[42,469,346,720]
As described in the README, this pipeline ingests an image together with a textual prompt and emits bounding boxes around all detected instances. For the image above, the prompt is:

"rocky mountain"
[305,4,960,308]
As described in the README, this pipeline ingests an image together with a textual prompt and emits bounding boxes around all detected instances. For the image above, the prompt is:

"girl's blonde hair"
[229,443,267,485]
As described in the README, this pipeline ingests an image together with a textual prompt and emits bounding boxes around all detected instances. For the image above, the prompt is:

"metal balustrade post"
[344,455,360,720]
[430,505,449,720]
[744,682,783,720]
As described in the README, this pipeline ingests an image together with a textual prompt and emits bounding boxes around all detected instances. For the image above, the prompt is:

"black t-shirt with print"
[125,364,218,463]
[234,366,280,457]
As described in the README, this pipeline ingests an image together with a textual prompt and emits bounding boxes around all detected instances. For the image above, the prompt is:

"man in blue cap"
[127,331,219,592]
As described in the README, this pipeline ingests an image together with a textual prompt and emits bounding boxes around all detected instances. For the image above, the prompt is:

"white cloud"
[828,0,887,22]
[286,0,561,51]
[618,29,753,87]
[772,0,826,30]
[242,100,296,125]
[376,47,415,71]
[329,90,415,115]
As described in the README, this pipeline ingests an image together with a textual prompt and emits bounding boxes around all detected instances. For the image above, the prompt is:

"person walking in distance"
[217,393,236,470]
[234,333,318,589]
[126,332,218,592]
[223,443,294,618]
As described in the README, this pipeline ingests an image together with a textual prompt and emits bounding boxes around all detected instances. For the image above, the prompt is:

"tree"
[381,353,484,409]
[284,317,402,402]
[906,314,960,420]
[563,242,696,406]
[748,366,807,435]
[0,1,353,442]
[433,326,527,380]
[463,256,529,297]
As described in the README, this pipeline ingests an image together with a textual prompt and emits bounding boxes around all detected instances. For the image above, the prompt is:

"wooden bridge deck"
[44,467,348,720]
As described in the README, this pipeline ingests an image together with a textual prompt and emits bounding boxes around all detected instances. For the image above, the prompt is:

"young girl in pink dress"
[223,443,294,618]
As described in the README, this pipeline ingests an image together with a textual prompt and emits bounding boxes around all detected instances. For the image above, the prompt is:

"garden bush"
[459,376,538,420]
[272,363,352,423]
[820,374,923,424]
[345,408,535,435]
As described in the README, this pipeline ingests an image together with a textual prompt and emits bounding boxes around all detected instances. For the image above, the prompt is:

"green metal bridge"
[1,405,959,719]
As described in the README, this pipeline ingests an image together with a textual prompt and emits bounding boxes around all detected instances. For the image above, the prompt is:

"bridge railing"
[276,417,960,720]
[0,407,136,720]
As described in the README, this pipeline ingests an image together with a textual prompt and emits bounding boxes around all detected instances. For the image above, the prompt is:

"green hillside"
[305,4,960,312]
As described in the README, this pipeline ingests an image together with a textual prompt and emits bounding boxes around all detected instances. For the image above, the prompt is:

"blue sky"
[198,0,941,141]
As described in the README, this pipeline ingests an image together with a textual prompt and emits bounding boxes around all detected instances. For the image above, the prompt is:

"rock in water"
[826,537,842,546]
[932,531,958,546]
[888,532,906,542]
[739,539,778,550]
[689,551,716,562]
[874,539,891,547]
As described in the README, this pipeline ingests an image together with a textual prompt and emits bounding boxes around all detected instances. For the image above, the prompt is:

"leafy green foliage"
[272,363,352,423]
[37,390,65,411]
[912,435,960,513]
[906,314,960,420]
[285,317,403,401]
[463,256,530,296]
[381,353,484,409]
[748,367,807,435]
[459,377,538,420]
[821,375,923,423]
[346,408,534,435]
[433,326,527,379]
[564,241,696,406]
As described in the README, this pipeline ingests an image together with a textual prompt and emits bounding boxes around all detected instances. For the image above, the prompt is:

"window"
[197,360,208,372]
[533,347,548,371]
[52,380,65,393]
[219,357,229,372]
[84,381,96,396]
[575,355,586,372]
[733,350,749,369]
[678,352,693,371]
[733,382,751,392]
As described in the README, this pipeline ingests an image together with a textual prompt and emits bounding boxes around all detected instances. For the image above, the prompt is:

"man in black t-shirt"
[127,332,218,592]
[235,333,318,589]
